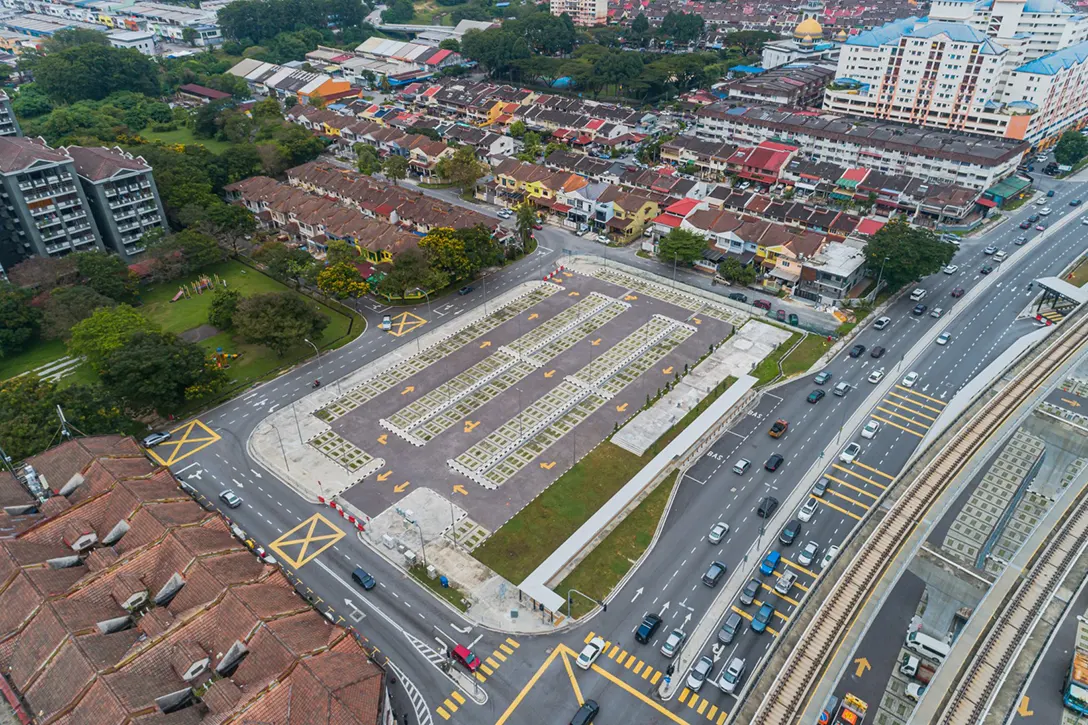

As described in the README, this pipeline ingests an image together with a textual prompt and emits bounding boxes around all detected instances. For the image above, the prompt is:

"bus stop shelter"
[1033,276,1088,323]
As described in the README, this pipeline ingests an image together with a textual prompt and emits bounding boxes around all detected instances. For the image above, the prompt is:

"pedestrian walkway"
[592,268,747,326]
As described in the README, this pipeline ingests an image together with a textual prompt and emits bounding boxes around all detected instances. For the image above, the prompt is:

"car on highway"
[867,368,885,384]
[570,700,599,725]
[798,498,819,522]
[849,344,866,358]
[576,637,606,670]
[873,316,892,331]
[807,389,826,403]
[768,419,789,437]
[983,245,997,255]
[728,292,747,303]
[351,567,376,590]
[943,265,958,274]
[820,545,840,570]
[870,346,885,358]
[702,561,728,587]
[912,304,928,316]
[708,522,729,544]
[760,550,781,575]
[936,332,952,346]
[765,453,784,472]
[1016,235,1028,245]
[1040,207,1052,215]
[1073,199,1083,206]
[751,602,776,633]
[1019,220,1031,229]
[814,371,833,385]
[1036,224,1047,231]
[635,613,662,643]
[861,420,880,439]
[951,287,965,298]
[812,477,829,497]
[930,307,944,319]
[380,314,392,331]
[452,644,481,672]
[458,286,474,295]
[142,431,171,447]
[902,371,920,388]
[758,496,779,518]
[994,250,1007,262]
[779,518,802,545]
[719,657,746,694]
[840,442,861,464]
[980,264,994,274]
[732,458,751,475]
[1028,213,1041,222]
[687,656,714,692]
[660,629,686,658]
[739,578,761,605]
[219,489,242,508]
[798,541,820,567]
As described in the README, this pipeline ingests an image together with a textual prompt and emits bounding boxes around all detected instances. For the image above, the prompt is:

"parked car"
[728,292,747,303]
[142,431,171,448]
[760,550,781,576]
[751,602,776,633]
[739,578,761,605]
[811,477,829,497]
[595,234,609,243]
[779,519,802,545]
[754,299,772,311]
[840,442,861,464]
[798,497,819,522]
[570,700,599,725]
[798,541,820,567]
[776,309,786,322]
[789,313,799,326]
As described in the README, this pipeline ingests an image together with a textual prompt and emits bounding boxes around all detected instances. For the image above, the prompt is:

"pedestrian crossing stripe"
[436,706,450,720]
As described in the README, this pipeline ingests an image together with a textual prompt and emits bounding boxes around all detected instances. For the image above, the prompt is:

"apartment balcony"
[109,193,154,210]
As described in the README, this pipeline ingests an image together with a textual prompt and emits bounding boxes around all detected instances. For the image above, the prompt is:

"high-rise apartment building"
[549,0,606,27]
[0,91,20,138]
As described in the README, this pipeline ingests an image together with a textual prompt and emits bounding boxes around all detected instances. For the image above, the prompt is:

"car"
[765,454,784,472]
[1016,235,1028,245]
[532,223,543,230]
[807,389,826,403]
[798,497,819,522]
[798,541,820,567]
[862,420,880,439]
[769,419,789,437]
[1019,220,1032,229]
[1083,217,1088,225]
[951,287,965,298]
[820,545,840,570]
[760,550,781,576]
[728,292,747,303]
[351,567,376,590]
[814,371,832,385]
[980,264,994,274]
[754,299,772,311]
[912,304,928,316]
[930,307,944,319]
[595,233,609,243]
[635,613,663,643]
[870,346,886,358]
[497,209,513,219]
[867,368,885,384]
[719,657,747,694]
[789,313,799,326]
[739,578,761,605]
[779,518,802,545]
[840,442,861,464]
[1073,199,1083,206]
[570,700,600,725]
[943,265,959,274]
[849,344,866,358]
[219,489,242,508]
[253,546,277,564]
[738,181,751,189]
[660,629,686,658]
[702,561,727,587]
[708,522,730,544]
[1040,207,1052,215]
[873,316,892,330]
[935,331,953,346]
[452,644,481,672]
[776,309,786,322]
[902,371,920,388]
[758,496,780,519]
[993,250,1007,262]
[686,655,714,692]
[983,245,997,255]
[1028,213,1041,223]
[458,286,474,295]
[1036,224,1047,231]
[380,314,392,331]
[812,477,829,497]
[142,431,171,447]
[905,683,927,702]
[732,458,751,475]
[576,637,606,670]
[751,602,775,633]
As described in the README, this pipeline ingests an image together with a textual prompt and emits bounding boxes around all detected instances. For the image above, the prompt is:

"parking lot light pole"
[304,338,321,379]
[407,288,432,355]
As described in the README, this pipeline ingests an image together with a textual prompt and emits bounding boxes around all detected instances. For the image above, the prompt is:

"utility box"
[381,534,395,550]
[426,565,437,579]
[404,550,417,566]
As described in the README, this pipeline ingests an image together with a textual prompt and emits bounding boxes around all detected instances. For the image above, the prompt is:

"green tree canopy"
[355,144,382,175]
[864,218,957,290]
[317,262,369,299]
[658,228,708,265]
[73,250,137,302]
[383,155,409,186]
[68,304,158,372]
[374,248,448,299]
[0,283,40,357]
[22,43,159,104]
[1054,131,1088,167]
[101,331,226,414]
[716,258,757,286]
[233,292,330,356]
[436,146,486,193]
[208,288,241,330]
[41,285,116,341]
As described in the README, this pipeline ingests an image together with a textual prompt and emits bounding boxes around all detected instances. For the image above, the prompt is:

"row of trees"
[216,0,368,46]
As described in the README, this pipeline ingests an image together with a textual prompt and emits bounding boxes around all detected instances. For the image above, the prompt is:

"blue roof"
[732,65,764,74]
[1016,38,1088,74]
[847,16,919,47]
[1023,0,1075,14]
[909,22,987,43]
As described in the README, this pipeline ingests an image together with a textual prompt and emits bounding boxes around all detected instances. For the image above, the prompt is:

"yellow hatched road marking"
[679,689,690,704]
[760,582,800,607]
[811,494,863,521]
[825,487,872,511]
[492,650,507,662]
[651,670,662,685]
[475,672,486,682]
[443,699,458,713]
[450,691,465,705]
[708,705,719,720]
[875,405,931,428]
[486,657,499,669]
[506,638,520,648]
[480,664,493,675]
[687,694,699,709]
[823,473,879,499]
[880,397,938,420]
[500,644,514,655]
[609,645,620,659]
[641,665,653,680]
[731,605,753,621]
[894,386,946,405]
[830,464,887,489]
[633,661,644,674]
[436,707,450,720]
[617,649,628,664]
[495,646,565,725]
[591,662,689,725]
[852,459,897,480]
[888,390,943,414]
[560,650,584,706]
[625,654,636,669]
[718,711,728,725]
[782,558,820,578]
[871,414,925,438]
[698,699,709,715]
[583,631,596,644]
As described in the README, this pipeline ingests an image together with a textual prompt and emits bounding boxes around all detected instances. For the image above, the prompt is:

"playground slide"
[171,289,185,302]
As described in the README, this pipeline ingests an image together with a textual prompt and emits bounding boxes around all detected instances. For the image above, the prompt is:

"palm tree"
[514,202,537,249]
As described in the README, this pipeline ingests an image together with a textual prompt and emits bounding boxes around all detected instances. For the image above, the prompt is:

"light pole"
[269,422,288,471]
[407,287,432,354]
[874,256,890,299]
[304,338,321,381]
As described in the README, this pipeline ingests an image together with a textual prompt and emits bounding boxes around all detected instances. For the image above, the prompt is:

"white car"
[906,683,927,702]
[687,656,714,692]
[797,541,820,567]
[718,657,746,694]
[935,332,951,346]
[254,546,278,565]
[902,372,920,388]
[993,250,1007,262]
[797,497,819,522]
[943,265,958,274]
[820,545,840,570]
[861,420,880,439]
[708,522,730,544]
[867,368,884,384]
[839,442,861,464]
[576,636,605,670]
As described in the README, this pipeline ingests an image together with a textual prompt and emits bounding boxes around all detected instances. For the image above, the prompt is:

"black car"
[1072,199,1083,206]
[870,346,885,359]
[728,292,748,303]
[807,389,826,403]
[765,453,784,472]
[1028,213,1041,223]
[458,286,474,295]
[570,700,600,725]
[351,567,376,590]
[912,304,927,316]
[757,496,779,518]
[779,519,802,545]
[848,344,866,358]
[635,613,662,644]
[702,561,727,587]
[980,264,994,275]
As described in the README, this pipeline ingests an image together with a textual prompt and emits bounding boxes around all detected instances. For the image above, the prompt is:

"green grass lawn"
[142,127,232,154]
[0,338,69,381]
[409,564,469,611]
[781,333,833,377]
[1068,257,1088,287]
[750,332,803,386]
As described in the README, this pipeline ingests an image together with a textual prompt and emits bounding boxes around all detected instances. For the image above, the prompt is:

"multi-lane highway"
[160,171,1088,725]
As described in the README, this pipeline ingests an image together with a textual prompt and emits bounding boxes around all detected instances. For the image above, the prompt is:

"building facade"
[0,91,20,138]
[549,0,606,26]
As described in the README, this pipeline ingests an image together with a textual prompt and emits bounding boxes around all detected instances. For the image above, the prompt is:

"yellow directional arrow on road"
[616,403,628,412]
[377,470,392,482]
[662,366,674,375]
[1062,397,1082,408]
[562,272,572,277]
[377,434,388,445]
[1017,696,1034,717]
[540,461,556,470]
[394,482,410,493]
[480,341,492,349]
[568,291,580,297]
[453,485,468,496]
[853,657,871,678]
[401,386,415,395]
[624,294,638,301]
[692,317,702,325]
[591,338,601,346]
[528,313,539,321]
[544,370,556,378]
[464,420,481,433]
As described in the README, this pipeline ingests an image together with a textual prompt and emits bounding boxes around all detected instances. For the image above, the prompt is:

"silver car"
[660,628,686,658]
[798,541,820,567]
[718,657,746,694]
[142,431,171,447]
[687,656,713,692]
[708,522,730,545]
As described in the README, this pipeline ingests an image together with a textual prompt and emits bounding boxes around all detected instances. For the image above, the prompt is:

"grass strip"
[780,334,834,377]
[408,564,469,612]
[750,332,803,386]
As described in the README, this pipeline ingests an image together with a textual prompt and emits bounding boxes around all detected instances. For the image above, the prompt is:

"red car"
[1019,220,1031,229]
[754,299,772,311]
[451,644,480,672]
[951,287,965,297]
[532,223,543,230]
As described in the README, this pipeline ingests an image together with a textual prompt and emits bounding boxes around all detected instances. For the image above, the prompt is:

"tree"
[41,285,116,341]
[630,13,650,46]
[317,262,369,299]
[419,227,472,280]
[24,43,159,104]
[206,203,257,255]
[864,218,956,290]
[68,304,158,372]
[717,258,757,286]
[74,251,137,302]
[1054,131,1088,167]
[325,240,358,267]
[0,283,40,357]
[383,154,409,186]
[146,229,223,281]
[233,292,329,355]
[355,143,382,175]
[436,146,486,193]
[657,228,708,265]
[509,120,527,139]
[515,202,537,249]
[658,11,705,44]
[460,28,531,79]
[253,240,316,284]
[382,0,414,23]
[374,248,448,299]
[208,288,241,330]
[457,225,504,271]
[7,255,78,290]
[101,332,226,414]
[439,38,460,52]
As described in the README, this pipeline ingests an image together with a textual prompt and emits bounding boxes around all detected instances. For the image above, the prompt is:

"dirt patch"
[179,324,220,343]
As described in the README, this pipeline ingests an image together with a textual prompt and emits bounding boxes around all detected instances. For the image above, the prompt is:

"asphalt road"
[158,173,1088,725]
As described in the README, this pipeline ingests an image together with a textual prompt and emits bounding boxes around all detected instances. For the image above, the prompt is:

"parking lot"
[316,271,738,532]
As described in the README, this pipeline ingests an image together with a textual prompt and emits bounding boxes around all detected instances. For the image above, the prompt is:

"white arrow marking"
[231,478,245,489]
[683,612,692,627]
[251,469,262,479]
[660,601,671,615]
[450,622,471,634]
[176,462,200,474]
[712,643,724,662]
[631,587,644,603]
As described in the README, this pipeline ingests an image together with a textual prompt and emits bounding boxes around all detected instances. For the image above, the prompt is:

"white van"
[905,631,951,664]
[910,288,927,302]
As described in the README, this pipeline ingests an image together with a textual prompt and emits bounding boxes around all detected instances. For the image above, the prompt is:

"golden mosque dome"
[794,17,824,39]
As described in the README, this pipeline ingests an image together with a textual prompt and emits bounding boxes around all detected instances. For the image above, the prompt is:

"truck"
[833,694,867,725]
[1064,647,1088,714]
[769,419,789,438]
[774,570,797,596]
[900,655,936,684]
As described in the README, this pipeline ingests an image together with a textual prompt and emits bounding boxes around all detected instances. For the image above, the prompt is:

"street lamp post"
[407,287,432,355]
[304,338,321,380]
[874,255,890,299]
[269,422,288,471]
